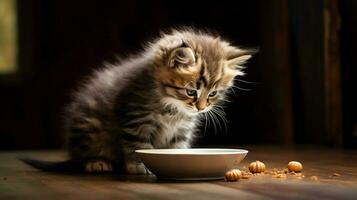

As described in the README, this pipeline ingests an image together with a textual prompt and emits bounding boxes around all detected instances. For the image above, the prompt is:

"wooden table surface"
[1,146,357,200]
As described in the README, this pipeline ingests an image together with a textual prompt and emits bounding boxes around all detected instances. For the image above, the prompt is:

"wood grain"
[259,0,294,145]
[289,0,343,146]
[323,0,343,145]
[1,146,356,200]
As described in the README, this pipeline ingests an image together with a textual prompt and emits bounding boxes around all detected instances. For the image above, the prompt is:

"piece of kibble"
[332,173,341,177]
[225,169,242,182]
[293,173,304,179]
[241,172,250,179]
[241,175,250,179]
[287,161,303,172]
[241,171,249,175]
[242,171,252,176]
[249,161,266,173]
[272,173,287,178]
[310,176,319,181]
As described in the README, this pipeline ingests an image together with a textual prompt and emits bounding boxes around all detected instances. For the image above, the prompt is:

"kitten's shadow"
[114,174,220,184]
[23,165,217,184]
[41,171,216,183]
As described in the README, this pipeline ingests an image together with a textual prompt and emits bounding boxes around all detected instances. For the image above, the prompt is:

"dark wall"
[0,0,354,149]
[340,0,357,148]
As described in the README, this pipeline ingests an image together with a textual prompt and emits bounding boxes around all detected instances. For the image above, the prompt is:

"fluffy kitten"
[25,29,255,174]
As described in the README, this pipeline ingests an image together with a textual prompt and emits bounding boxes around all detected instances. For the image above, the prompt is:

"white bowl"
[135,148,248,180]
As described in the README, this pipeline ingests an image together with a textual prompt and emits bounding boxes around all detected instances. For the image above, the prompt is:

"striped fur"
[65,28,255,174]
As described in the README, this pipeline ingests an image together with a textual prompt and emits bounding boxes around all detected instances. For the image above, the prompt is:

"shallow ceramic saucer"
[135,148,248,180]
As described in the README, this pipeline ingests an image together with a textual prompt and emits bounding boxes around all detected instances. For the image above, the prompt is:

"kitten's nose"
[196,100,207,111]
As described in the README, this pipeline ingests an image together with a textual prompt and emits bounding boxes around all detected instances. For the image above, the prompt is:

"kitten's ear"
[168,46,196,68]
[225,48,257,70]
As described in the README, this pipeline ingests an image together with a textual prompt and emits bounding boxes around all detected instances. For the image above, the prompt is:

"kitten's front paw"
[85,160,113,173]
[125,162,151,175]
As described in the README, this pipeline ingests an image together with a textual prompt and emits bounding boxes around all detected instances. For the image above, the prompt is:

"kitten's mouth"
[197,108,211,114]
[187,106,211,114]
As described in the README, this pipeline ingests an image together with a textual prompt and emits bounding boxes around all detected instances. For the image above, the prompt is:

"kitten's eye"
[186,89,197,97]
[209,90,218,97]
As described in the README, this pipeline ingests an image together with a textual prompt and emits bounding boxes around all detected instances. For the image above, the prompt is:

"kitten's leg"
[125,162,151,175]
[85,160,113,173]
[67,117,116,173]
[171,141,190,149]
[170,132,192,149]
[122,142,153,175]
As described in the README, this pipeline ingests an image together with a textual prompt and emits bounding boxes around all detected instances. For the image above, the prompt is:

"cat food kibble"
[310,176,319,181]
[332,173,341,177]
[272,173,287,178]
[225,169,242,182]
[222,161,325,183]
[249,161,266,173]
[287,161,303,172]
[241,171,251,179]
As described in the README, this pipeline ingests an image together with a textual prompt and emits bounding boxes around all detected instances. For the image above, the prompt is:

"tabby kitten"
[64,29,254,174]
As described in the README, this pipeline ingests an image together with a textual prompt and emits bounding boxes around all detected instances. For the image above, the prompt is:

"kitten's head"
[151,29,256,115]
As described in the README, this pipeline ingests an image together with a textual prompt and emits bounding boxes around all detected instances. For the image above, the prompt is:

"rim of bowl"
[135,148,248,155]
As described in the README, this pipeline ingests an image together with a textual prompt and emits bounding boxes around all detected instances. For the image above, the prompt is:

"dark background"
[0,0,356,149]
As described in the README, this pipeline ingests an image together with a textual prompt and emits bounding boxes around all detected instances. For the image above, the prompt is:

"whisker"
[220,98,232,103]
[211,108,228,134]
[205,112,211,130]
[229,87,237,96]
[234,78,258,84]
[212,106,224,113]
[231,85,252,91]
[210,111,218,135]
[212,108,227,118]
[203,112,208,135]
[210,110,222,133]
[214,105,226,109]
[207,111,217,135]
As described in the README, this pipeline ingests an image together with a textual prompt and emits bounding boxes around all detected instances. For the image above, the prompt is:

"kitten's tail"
[18,157,84,172]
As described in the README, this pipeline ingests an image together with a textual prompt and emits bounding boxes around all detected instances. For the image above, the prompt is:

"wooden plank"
[339,0,357,148]
[289,0,343,145]
[259,0,294,144]
[323,0,343,145]
[1,148,357,199]
[289,0,326,144]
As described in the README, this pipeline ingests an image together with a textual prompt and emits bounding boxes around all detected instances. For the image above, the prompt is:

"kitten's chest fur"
[120,103,198,149]
[151,111,197,148]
